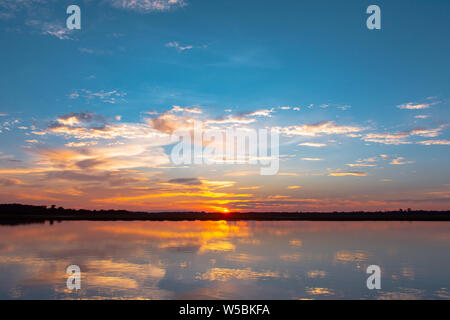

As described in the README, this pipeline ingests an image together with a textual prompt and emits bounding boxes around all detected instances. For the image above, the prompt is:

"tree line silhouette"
[0,203,449,223]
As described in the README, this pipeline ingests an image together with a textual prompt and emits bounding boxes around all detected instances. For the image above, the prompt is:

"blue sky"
[0,0,449,211]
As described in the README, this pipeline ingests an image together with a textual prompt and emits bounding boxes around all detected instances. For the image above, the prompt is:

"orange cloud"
[329,171,367,177]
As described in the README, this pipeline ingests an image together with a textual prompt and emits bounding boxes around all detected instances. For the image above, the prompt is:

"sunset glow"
[0,0,449,213]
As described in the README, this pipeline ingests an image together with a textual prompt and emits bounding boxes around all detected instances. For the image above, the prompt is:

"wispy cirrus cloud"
[78,47,112,55]
[346,156,378,168]
[362,124,448,145]
[347,163,376,167]
[69,89,127,104]
[328,171,368,177]
[26,20,74,40]
[205,115,256,125]
[165,41,194,52]
[276,121,366,137]
[109,0,187,13]
[298,142,327,148]
[417,140,450,146]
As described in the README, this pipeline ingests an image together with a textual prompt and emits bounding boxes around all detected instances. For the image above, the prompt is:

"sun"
[208,206,231,214]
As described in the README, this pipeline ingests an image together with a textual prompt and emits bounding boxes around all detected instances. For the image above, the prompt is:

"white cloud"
[249,108,275,117]
[166,41,194,51]
[277,121,366,137]
[170,105,203,114]
[206,115,256,125]
[397,102,434,110]
[298,142,326,148]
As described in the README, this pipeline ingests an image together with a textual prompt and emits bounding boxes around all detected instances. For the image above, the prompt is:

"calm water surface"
[0,220,449,299]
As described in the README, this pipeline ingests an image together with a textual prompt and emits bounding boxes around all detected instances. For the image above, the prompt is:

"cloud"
[170,105,202,114]
[409,126,445,138]
[390,157,415,165]
[337,105,351,111]
[78,47,111,55]
[69,89,127,104]
[277,121,365,137]
[65,141,98,147]
[109,0,186,12]
[52,112,108,129]
[44,24,73,40]
[167,178,202,186]
[417,140,450,146]
[248,108,275,117]
[347,163,376,167]
[149,112,195,134]
[147,106,206,134]
[26,20,74,40]
[298,142,327,148]
[46,112,171,144]
[166,41,194,51]
[397,102,432,110]
[397,97,439,110]
[363,125,447,145]
[415,115,430,119]
[347,157,378,167]
[35,142,170,172]
[238,186,262,190]
[301,158,323,161]
[0,178,22,186]
[76,158,106,170]
[328,171,367,177]
[149,106,274,135]
[363,132,411,145]
[205,115,256,125]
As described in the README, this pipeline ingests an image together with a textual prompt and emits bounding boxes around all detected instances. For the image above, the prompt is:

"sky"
[0,0,449,212]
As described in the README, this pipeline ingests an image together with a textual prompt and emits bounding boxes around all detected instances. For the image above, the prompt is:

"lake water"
[0,220,449,299]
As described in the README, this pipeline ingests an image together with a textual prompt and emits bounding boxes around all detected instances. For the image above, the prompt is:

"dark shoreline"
[1,204,450,223]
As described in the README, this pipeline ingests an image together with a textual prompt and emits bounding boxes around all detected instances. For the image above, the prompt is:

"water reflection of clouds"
[195,268,280,282]
[334,250,370,264]
[306,287,334,297]
[0,221,449,299]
